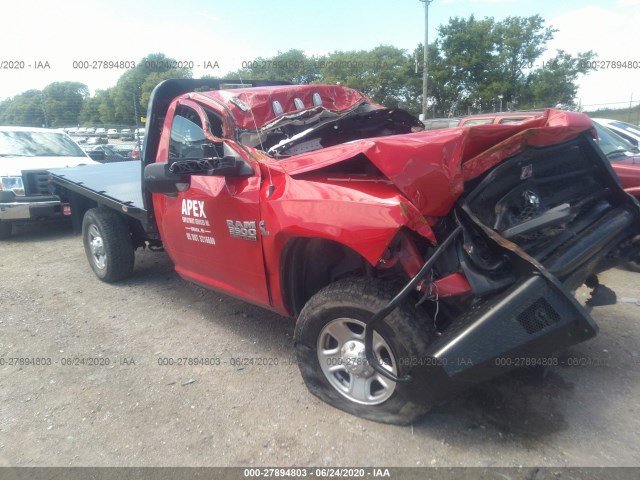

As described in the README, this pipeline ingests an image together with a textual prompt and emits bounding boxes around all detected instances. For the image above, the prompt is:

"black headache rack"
[371,131,640,407]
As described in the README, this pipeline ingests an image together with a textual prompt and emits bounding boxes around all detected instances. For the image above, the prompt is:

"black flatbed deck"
[49,161,147,221]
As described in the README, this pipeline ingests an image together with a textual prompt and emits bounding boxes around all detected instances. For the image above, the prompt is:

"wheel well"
[281,238,370,316]
[66,185,148,249]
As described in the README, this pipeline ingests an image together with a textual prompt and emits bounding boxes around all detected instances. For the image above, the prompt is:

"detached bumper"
[0,194,67,221]
[397,274,597,406]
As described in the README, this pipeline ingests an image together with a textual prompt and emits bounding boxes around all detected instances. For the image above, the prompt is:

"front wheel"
[82,207,134,282]
[294,278,434,425]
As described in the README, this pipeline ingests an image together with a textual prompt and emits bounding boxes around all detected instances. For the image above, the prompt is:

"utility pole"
[420,0,433,121]
[133,92,139,128]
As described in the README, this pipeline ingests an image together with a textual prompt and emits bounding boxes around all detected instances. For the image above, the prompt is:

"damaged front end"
[366,131,640,407]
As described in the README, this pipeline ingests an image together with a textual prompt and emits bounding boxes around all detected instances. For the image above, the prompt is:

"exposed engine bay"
[238,104,424,158]
[461,135,637,291]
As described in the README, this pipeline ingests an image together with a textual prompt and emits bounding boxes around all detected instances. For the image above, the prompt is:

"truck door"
[153,100,270,306]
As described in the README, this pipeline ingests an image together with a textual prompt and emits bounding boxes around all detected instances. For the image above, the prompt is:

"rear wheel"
[82,207,134,282]
[0,220,12,240]
[294,277,433,424]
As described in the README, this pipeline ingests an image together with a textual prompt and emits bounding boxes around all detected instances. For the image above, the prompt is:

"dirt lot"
[1,221,640,468]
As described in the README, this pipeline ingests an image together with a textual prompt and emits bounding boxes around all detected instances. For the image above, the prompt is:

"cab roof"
[187,84,372,131]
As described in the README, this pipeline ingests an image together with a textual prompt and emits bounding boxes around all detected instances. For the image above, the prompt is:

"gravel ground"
[1,221,639,468]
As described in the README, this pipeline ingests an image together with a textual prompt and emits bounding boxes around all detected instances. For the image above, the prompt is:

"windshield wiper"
[0,153,30,157]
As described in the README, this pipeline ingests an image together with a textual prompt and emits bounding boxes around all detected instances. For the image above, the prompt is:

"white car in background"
[0,127,98,239]
[120,128,134,140]
[592,118,640,148]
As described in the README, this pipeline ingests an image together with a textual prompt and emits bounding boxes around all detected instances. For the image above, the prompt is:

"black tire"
[82,207,134,282]
[0,220,12,240]
[294,277,434,425]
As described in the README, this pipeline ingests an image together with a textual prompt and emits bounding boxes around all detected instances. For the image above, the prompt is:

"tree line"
[0,14,597,127]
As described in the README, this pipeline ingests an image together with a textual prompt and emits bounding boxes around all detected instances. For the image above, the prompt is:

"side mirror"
[144,163,189,194]
[168,142,253,177]
[169,155,252,177]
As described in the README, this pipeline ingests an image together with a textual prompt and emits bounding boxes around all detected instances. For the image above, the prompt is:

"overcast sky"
[1,0,639,109]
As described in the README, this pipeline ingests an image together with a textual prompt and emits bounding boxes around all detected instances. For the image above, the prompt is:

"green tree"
[436,15,498,111]
[41,82,89,127]
[79,89,116,125]
[0,31,599,128]
[429,14,592,115]
[224,49,323,84]
[0,90,45,127]
[521,50,596,109]
[78,95,100,125]
[0,98,11,123]
[414,42,460,118]
[112,53,192,125]
[493,16,556,103]
[140,68,191,108]
[321,45,420,112]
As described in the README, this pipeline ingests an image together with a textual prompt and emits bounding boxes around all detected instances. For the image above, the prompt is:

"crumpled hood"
[0,156,97,177]
[279,109,594,217]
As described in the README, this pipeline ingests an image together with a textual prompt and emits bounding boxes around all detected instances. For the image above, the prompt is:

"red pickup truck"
[51,79,640,424]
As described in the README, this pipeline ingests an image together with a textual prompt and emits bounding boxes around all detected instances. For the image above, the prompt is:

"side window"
[169,106,206,159]
[462,118,493,126]
[499,117,529,124]
[205,110,224,138]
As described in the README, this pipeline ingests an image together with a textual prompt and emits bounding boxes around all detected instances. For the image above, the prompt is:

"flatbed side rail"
[50,172,147,222]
